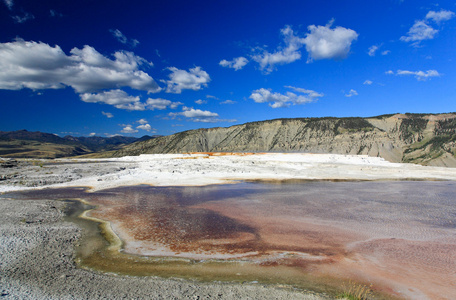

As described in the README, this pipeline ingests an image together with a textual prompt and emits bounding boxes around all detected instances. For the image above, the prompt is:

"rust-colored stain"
[10,181,456,299]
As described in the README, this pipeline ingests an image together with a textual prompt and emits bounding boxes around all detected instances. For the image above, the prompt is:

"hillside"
[112,113,456,167]
[0,130,156,159]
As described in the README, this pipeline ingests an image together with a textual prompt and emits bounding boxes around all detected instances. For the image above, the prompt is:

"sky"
[0,0,455,137]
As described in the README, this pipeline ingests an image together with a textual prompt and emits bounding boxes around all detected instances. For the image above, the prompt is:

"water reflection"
[5,181,456,299]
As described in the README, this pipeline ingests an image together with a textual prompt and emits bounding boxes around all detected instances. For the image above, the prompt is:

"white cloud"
[82,93,183,111]
[191,118,237,123]
[49,10,63,17]
[381,50,391,55]
[121,125,138,134]
[169,107,225,122]
[396,69,441,81]
[195,99,207,105]
[0,40,161,93]
[285,86,325,98]
[170,106,219,118]
[363,80,373,85]
[169,107,235,123]
[89,132,96,137]
[426,10,455,24]
[136,124,153,131]
[137,118,148,124]
[250,86,323,108]
[368,45,379,56]
[221,100,236,104]
[219,56,249,71]
[345,89,358,97]
[400,20,438,45]
[109,29,139,47]
[102,111,113,118]
[206,95,218,99]
[303,20,358,62]
[146,98,182,110]
[80,89,145,111]
[3,0,13,10]
[252,26,304,73]
[385,70,394,75]
[163,66,210,93]
[12,12,34,23]
[401,10,454,46]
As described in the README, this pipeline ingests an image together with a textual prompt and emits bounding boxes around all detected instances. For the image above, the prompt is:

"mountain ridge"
[112,113,456,167]
[0,130,159,158]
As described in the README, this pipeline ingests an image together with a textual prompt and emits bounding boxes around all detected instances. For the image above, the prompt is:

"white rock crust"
[2,153,456,193]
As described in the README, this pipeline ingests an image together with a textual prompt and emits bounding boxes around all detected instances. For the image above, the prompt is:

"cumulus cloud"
[109,29,139,47]
[195,99,207,105]
[345,89,358,97]
[381,50,391,55]
[219,56,248,71]
[303,20,358,62]
[163,66,210,93]
[136,124,153,131]
[250,86,323,108]
[102,111,114,118]
[82,92,182,111]
[224,23,357,73]
[121,125,138,134]
[401,10,454,46]
[137,118,148,124]
[363,80,373,85]
[49,10,63,17]
[396,69,441,81]
[146,98,182,110]
[368,45,379,56]
[80,89,145,111]
[252,26,304,73]
[386,69,441,81]
[0,40,160,93]
[426,10,454,24]
[400,21,438,45]
[192,118,237,123]
[89,132,96,137]
[170,106,219,118]
[169,107,233,123]
[3,0,13,10]
[12,12,34,23]
[221,100,236,104]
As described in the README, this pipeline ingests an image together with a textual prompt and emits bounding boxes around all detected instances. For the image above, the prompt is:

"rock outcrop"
[113,113,456,167]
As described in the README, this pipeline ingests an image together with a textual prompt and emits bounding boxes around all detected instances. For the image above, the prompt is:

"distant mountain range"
[112,113,456,167]
[0,130,160,158]
[3,113,456,167]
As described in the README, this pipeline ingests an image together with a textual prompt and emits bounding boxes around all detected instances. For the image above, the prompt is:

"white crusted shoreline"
[2,153,456,193]
[2,153,456,299]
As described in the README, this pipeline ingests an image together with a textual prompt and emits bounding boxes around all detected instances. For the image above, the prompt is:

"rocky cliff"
[113,113,456,167]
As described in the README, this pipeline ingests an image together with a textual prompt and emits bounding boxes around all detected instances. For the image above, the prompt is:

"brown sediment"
[7,181,456,299]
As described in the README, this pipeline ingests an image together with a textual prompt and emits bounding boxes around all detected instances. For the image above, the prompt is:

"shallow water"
[6,181,456,299]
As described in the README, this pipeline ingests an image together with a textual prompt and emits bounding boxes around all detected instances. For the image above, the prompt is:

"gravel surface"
[0,197,330,299]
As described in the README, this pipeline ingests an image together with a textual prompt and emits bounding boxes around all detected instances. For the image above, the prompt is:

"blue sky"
[0,0,455,137]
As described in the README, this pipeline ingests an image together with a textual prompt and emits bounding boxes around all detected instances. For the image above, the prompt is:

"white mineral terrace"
[2,153,456,193]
